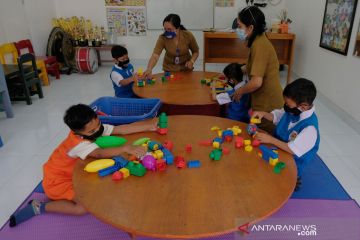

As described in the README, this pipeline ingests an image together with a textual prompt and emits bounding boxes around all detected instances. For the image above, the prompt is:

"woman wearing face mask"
[233,6,283,133]
[143,14,199,79]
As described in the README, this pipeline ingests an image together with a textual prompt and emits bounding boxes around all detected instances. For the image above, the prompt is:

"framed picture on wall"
[319,0,358,55]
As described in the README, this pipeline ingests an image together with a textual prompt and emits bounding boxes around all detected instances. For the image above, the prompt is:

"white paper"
[216,92,232,105]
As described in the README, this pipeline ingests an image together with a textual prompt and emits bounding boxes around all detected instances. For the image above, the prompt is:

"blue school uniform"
[274,111,320,176]
[110,64,135,98]
[227,89,250,123]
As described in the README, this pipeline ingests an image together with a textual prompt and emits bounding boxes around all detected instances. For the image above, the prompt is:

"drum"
[75,47,99,73]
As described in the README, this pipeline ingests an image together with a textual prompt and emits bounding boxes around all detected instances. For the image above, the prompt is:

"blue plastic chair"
[0,64,14,118]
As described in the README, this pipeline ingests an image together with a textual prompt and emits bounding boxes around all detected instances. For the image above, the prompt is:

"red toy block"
[157,128,168,135]
[175,156,186,169]
[199,139,212,146]
[112,171,123,181]
[224,136,232,142]
[185,144,192,153]
[222,147,230,155]
[163,140,174,150]
[252,139,261,147]
[156,159,167,172]
[235,136,244,148]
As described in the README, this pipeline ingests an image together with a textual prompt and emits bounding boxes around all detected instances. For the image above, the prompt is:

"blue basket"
[90,97,162,125]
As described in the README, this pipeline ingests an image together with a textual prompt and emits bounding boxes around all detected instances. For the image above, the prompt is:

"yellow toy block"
[269,158,279,166]
[153,150,164,159]
[245,145,253,152]
[137,67,143,76]
[212,142,220,149]
[217,130,223,137]
[142,143,148,147]
[258,152,263,158]
[250,117,261,124]
[119,168,130,178]
[133,160,140,164]
[211,126,221,131]
[232,126,242,135]
[244,140,251,145]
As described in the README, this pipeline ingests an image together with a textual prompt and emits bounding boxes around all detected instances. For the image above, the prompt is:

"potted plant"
[278,9,292,33]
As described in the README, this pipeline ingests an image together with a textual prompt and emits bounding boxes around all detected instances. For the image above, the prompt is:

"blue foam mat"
[291,155,351,200]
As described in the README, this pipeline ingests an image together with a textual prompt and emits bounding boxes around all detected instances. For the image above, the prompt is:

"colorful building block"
[244,139,251,146]
[231,126,242,136]
[187,160,201,168]
[259,145,279,162]
[269,158,279,166]
[235,137,244,148]
[152,149,164,159]
[125,162,147,177]
[142,155,157,171]
[222,129,234,142]
[162,148,174,165]
[163,140,174,150]
[157,128,168,135]
[148,141,160,151]
[245,145,253,152]
[250,117,261,124]
[119,168,130,178]
[185,144,192,153]
[133,137,150,146]
[112,171,123,181]
[199,139,213,146]
[156,159,167,171]
[175,156,186,168]
[274,162,286,174]
[112,156,129,168]
[210,149,222,161]
[222,147,230,155]
[252,139,261,147]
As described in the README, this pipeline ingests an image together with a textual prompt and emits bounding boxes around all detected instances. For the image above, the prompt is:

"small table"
[133,71,221,116]
[73,115,297,239]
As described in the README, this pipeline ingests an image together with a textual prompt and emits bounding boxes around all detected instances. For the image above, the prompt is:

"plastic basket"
[90,97,162,125]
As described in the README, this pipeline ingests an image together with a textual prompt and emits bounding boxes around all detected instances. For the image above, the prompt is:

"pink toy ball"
[142,155,157,171]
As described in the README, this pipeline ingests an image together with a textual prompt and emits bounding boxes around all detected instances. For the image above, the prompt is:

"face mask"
[284,104,302,116]
[117,59,130,68]
[81,124,104,141]
[164,31,176,39]
[236,28,247,41]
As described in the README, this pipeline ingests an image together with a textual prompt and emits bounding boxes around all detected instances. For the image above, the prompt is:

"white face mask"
[236,28,247,41]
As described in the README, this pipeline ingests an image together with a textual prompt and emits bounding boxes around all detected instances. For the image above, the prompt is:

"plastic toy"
[175,156,186,168]
[119,168,130,178]
[152,149,164,159]
[125,161,147,176]
[185,144,192,153]
[187,160,201,168]
[156,159,167,171]
[200,79,207,84]
[133,137,150,146]
[247,124,258,136]
[161,76,167,83]
[211,126,221,131]
[147,141,160,151]
[84,159,115,172]
[259,145,279,163]
[222,129,234,142]
[274,162,286,174]
[210,149,222,161]
[213,137,223,149]
[252,139,261,147]
[250,117,261,124]
[98,160,122,177]
[244,139,251,145]
[269,158,279,166]
[142,155,157,171]
[95,136,127,148]
[113,156,129,168]
[112,171,123,181]
[158,112,168,135]
[217,130,223,137]
[231,126,242,136]
[199,139,212,146]
[222,147,230,155]
[162,148,174,165]
[163,140,174,150]
[137,79,145,87]
[245,145,253,152]
[157,128,168,135]
[234,137,244,148]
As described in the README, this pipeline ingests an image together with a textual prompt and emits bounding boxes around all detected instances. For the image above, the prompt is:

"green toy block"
[125,161,147,177]
[95,136,127,148]
[210,149,222,161]
[159,112,168,122]
[132,137,150,146]
[273,162,286,174]
[158,122,168,128]
[161,76,167,83]
[200,79,206,84]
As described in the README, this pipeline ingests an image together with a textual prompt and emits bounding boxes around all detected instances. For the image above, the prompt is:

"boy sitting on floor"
[252,78,320,191]
[9,104,157,227]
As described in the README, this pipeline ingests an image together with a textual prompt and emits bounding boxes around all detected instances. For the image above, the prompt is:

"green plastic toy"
[273,162,286,174]
[158,112,168,128]
[133,137,150,146]
[95,136,127,148]
[126,161,147,177]
[210,149,222,161]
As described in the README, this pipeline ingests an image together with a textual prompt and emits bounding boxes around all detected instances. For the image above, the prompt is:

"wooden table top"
[133,71,219,106]
[73,115,297,239]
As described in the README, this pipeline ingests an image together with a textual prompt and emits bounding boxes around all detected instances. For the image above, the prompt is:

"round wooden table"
[73,115,297,239]
[133,71,221,116]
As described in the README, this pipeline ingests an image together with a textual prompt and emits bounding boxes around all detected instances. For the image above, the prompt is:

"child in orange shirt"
[9,104,157,227]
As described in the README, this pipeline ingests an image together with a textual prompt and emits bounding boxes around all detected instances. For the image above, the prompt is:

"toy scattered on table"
[258,145,279,166]
[146,78,156,85]
[250,117,261,124]
[113,156,129,168]
[245,145,253,152]
[133,137,150,146]
[234,136,244,148]
[147,140,161,151]
[156,159,167,171]
[98,159,122,177]
[212,137,223,149]
[222,147,230,155]
[222,129,234,142]
[273,162,286,174]
[119,168,130,178]
[84,159,115,172]
[95,136,127,148]
[211,126,221,131]
[247,124,258,137]
[185,144,192,153]
[199,139,212,146]
[142,155,157,171]
[162,148,174,165]
[157,112,168,135]
[152,149,164,159]
[175,156,186,168]
[187,160,201,168]
[112,171,123,181]
[210,149,222,161]
[126,161,147,177]
[163,140,174,150]
[252,139,261,147]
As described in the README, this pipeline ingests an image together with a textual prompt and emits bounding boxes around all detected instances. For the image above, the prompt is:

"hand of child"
[185,60,194,69]
[144,118,158,131]
[251,111,267,120]
[143,69,152,79]
[232,90,242,102]
[125,145,147,158]
[255,132,274,144]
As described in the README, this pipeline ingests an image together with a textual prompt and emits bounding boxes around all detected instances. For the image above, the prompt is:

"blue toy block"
[113,156,129,168]
[187,160,201,168]
[98,161,121,177]
[162,148,174,165]
[213,137,224,144]
[148,141,162,151]
[222,129,234,138]
[259,145,279,161]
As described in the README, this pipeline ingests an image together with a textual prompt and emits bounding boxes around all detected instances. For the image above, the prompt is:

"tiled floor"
[1,60,360,227]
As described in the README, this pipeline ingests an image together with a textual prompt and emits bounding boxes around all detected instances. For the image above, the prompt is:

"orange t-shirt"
[42,131,85,201]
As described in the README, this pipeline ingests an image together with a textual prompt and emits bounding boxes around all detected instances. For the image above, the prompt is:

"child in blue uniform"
[252,78,319,191]
[110,45,137,98]
[222,63,250,123]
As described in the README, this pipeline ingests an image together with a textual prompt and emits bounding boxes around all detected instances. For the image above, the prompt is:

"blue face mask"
[236,28,247,41]
[164,31,176,39]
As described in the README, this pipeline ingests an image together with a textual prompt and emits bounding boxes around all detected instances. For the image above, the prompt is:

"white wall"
[286,0,360,123]
[54,0,286,59]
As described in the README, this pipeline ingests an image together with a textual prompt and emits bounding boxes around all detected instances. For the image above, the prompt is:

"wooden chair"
[8,53,44,105]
